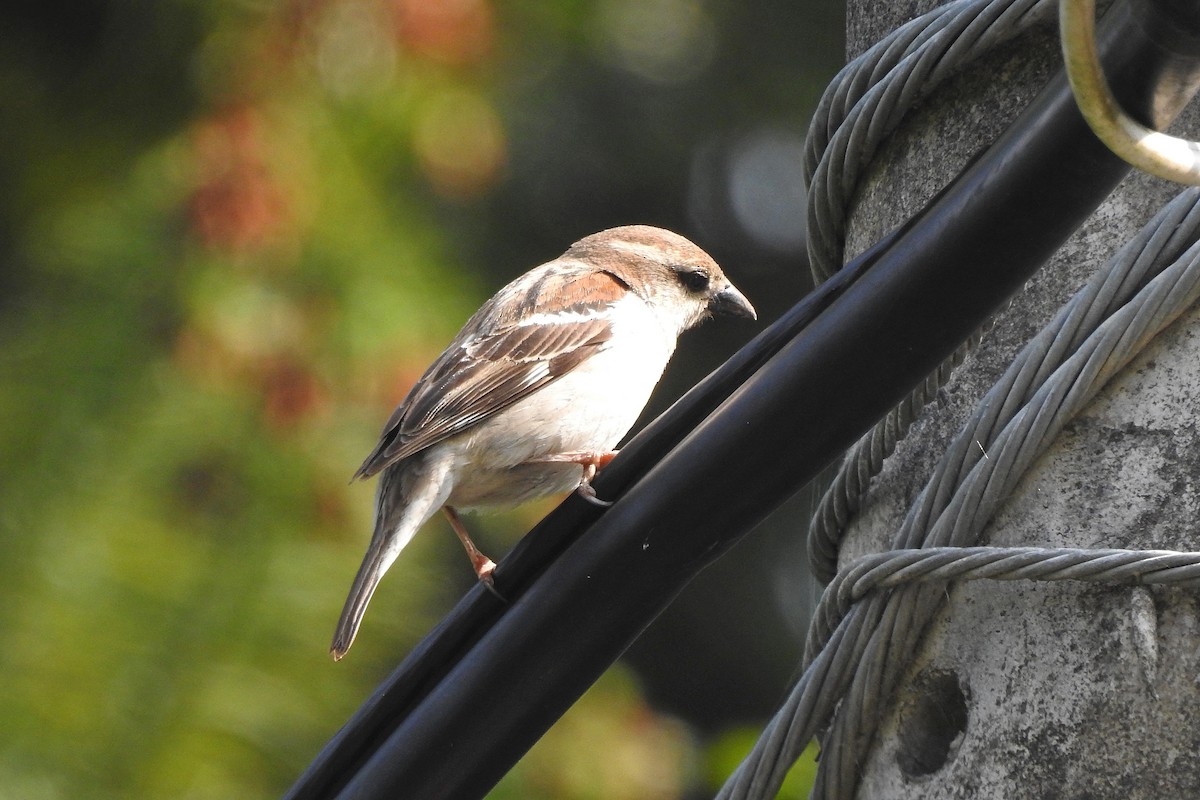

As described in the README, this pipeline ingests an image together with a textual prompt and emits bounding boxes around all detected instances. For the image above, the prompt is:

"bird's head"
[565,225,756,335]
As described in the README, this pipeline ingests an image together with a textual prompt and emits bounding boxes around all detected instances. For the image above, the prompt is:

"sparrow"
[330,225,755,659]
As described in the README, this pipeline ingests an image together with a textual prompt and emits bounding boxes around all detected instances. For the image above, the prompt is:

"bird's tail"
[330,460,451,660]
[329,531,398,660]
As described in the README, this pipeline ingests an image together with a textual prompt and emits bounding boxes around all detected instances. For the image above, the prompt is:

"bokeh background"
[0,1,843,797]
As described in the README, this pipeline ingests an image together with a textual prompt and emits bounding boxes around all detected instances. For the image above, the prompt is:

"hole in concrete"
[895,668,969,778]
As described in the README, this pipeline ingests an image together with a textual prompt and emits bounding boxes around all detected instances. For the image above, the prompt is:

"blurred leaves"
[492,667,694,800]
[0,0,838,797]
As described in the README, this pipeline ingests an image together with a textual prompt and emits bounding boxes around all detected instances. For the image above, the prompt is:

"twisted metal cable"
[811,190,1200,799]
[718,545,1200,800]
[716,593,894,800]
[807,324,987,584]
[803,0,1056,577]
[811,0,1200,566]
[811,187,1200,589]
[805,0,1055,282]
[718,187,1200,799]
[830,546,1200,626]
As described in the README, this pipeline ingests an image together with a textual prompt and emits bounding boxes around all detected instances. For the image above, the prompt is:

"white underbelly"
[447,301,675,508]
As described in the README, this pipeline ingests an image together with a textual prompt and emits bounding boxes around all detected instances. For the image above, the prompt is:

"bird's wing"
[352,269,626,480]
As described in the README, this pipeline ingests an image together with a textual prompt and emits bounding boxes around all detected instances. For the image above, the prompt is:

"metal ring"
[1060,0,1200,185]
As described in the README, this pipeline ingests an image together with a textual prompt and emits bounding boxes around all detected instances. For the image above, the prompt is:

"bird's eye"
[679,270,710,292]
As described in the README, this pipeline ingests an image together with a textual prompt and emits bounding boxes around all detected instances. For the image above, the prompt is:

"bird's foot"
[477,561,507,602]
[474,555,498,583]
[530,450,618,506]
[576,469,614,507]
[444,506,506,601]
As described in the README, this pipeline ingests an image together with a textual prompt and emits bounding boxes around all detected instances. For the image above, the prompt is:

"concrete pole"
[837,2,1200,797]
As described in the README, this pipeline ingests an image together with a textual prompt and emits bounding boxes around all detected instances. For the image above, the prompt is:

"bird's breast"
[446,300,675,508]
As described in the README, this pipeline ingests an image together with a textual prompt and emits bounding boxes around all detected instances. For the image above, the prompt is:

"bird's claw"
[478,567,507,602]
[576,479,614,507]
[576,461,614,507]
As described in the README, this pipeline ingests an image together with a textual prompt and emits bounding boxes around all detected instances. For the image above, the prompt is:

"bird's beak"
[709,284,757,320]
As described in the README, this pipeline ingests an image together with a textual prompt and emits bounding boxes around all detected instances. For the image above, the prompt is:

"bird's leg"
[442,506,504,599]
[529,450,618,507]
[575,459,613,507]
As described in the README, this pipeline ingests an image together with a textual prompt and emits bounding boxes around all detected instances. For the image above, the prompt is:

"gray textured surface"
[842,3,1200,798]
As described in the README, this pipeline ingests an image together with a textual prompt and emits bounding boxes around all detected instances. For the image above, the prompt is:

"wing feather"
[353,311,614,479]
